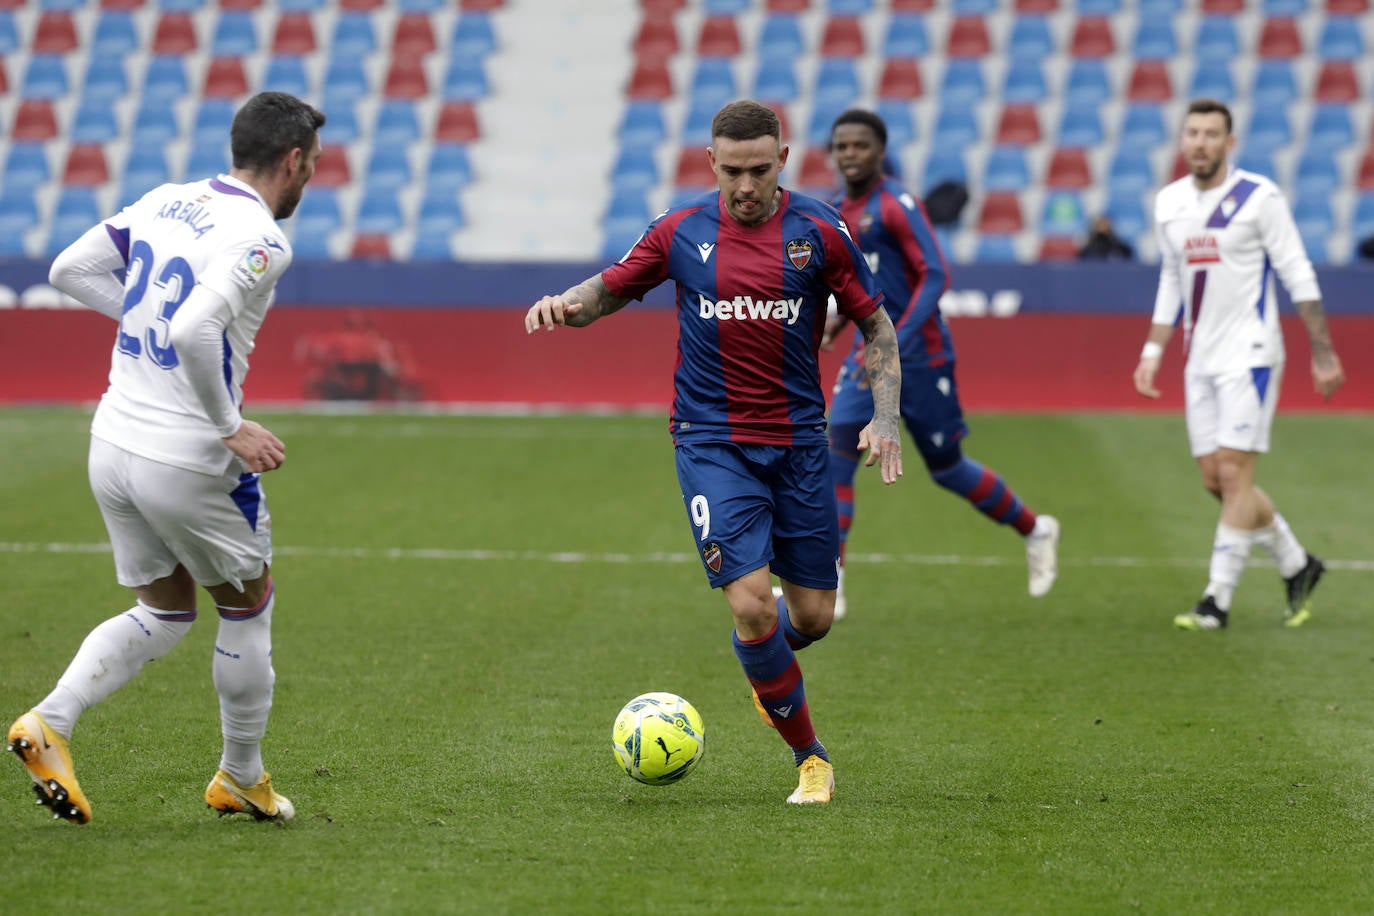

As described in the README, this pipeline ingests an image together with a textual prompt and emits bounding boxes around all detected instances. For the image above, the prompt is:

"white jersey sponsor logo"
[698,294,803,325]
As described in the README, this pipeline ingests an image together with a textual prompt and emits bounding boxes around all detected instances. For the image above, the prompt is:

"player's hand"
[1133,357,1162,399]
[1311,350,1345,400]
[224,419,285,473]
[525,295,585,334]
[858,421,903,485]
[820,314,848,351]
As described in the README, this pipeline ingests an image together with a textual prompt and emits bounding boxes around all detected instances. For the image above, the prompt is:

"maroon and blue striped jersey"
[835,177,954,368]
[602,188,883,447]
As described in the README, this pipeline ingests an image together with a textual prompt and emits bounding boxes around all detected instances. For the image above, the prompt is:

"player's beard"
[1191,155,1224,183]
[274,184,304,220]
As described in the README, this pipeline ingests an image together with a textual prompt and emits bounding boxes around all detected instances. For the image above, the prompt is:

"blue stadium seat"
[193,99,237,142]
[1063,59,1111,106]
[605,188,650,225]
[883,14,928,58]
[1245,107,1292,153]
[1194,16,1239,62]
[1307,104,1355,152]
[91,11,138,56]
[374,100,420,146]
[1235,149,1276,178]
[1262,0,1306,13]
[212,11,258,55]
[186,137,230,178]
[416,187,466,236]
[355,189,403,234]
[921,149,967,192]
[0,11,18,56]
[952,0,997,12]
[441,58,489,101]
[931,105,980,148]
[1137,0,1181,14]
[753,57,799,102]
[1292,195,1334,237]
[143,56,189,101]
[1106,148,1155,196]
[1104,191,1147,240]
[759,14,805,59]
[938,59,985,106]
[398,0,444,11]
[365,143,412,191]
[875,99,916,147]
[131,99,181,146]
[681,98,718,145]
[1133,19,1177,59]
[689,58,736,107]
[320,96,360,144]
[426,144,474,191]
[47,188,102,256]
[1076,0,1122,13]
[611,146,659,193]
[263,56,311,97]
[813,58,862,107]
[4,143,50,187]
[412,232,455,262]
[1292,151,1340,197]
[278,0,328,11]
[1041,191,1086,237]
[0,189,39,237]
[451,14,497,56]
[1317,16,1363,60]
[1057,103,1104,147]
[291,228,332,260]
[1001,59,1047,104]
[1251,60,1298,107]
[1353,193,1374,240]
[703,0,749,11]
[1300,233,1328,265]
[619,101,666,149]
[829,0,874,11]
[1119,104,1167,149]
[807,101,849,146]
[331,13,377,56]
[1189,61,1234,101]
[70,101,120,143]
[293,188,341,238]
[22,55,68,100]
[983,146,1030,192]
[121,147,170,204]
[323,54,371,101]
[81,57,128,104]
[975,234,1019,262]
[1006,16,1053,60]
[157,0,206,10]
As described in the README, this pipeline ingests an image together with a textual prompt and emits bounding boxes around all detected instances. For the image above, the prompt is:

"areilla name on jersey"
[1151,167,1321,376]
[92,175,293,475]
[602,188,883,446]
[835,176,953,368]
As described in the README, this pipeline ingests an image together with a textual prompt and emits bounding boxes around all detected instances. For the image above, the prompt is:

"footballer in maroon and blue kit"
[826,109,1060,607]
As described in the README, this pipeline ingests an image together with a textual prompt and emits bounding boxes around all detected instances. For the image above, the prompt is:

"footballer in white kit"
[1133,99,1343,632]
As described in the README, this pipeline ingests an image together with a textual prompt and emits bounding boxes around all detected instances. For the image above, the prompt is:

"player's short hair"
[711,100,781,144]
[1186,98,1232,134]
[231,91,326,173]
[829,109,887,150]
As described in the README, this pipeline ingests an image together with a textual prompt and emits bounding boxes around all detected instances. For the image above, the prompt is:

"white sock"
[1204,523,1253,611]
[36,603,194,738]
[213,590,275,787]
[1252,513,1307,579]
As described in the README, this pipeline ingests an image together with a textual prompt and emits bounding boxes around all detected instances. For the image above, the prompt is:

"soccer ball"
[611,692,705,786]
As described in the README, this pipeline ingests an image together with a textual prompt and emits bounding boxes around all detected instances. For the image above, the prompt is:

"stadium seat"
[618,101,666,148]
[697,15,741,56]
[332,14,377,56]
[807,101,848,146]
[996,104,1041,145]
[272,12,316,54]
[758,14,805,58]
[1038,236,1080,260]
[47,188,102,256]
[324,54,372,101]
[932,105,980,148]
[922,149,967,191]
[951,0,998,11]
[1040,190,1085,236]
[187,136,230,177]
[1358,152,1374,190]
[1201,0,1244,10]
[798,147,836,195]
[0,12,18,55]
[610,145,659,193]
[392,14,437,56]
[374,100,420,146]
[81,58,129,103]
[1006,16,1054,59]
[1119,103,1167,149]
[753,57,799,102]
[1105,149,1154,196]
[292,187,341,239]
[349,234,391,260]
[983,146,1030,191]
[1193,16,1240,61]
[312,146,352,186]
[1262,0,1306,13]
[1001,59,1047,103]
[674,147,716,188]
[130,99,179,146]
[945,16,990,56]
[1316,15,1362,60]
[441,57,490,102]
[1069,16,1114,56]
[820,16,865,56]
[689,58,736,107]
[4,143,50,186]
[426,144,474,191]
[1313,62,1359,102]
[435,102,480,142]
[365,143,412,191]
[1234,148,1276,177]
[1125,60,1170,102]
[1065,58,1112,104]
[883,14,928,57]
[212,11,258,55]
[12,100,58,141]
[1015,0,1058,10]
[1189,61,1235,101]
[21,55,68,100]
[1352,192,1374,239]
[143,56,190,101]
[70,101,119,143]
[452,14,497,56]
[1245,106,1292,153]
[707,0,750,11]
[398,0,444,11]
[384,59,429,98]
[204,57,251,98]
[1104,190,1147,240]
[1292,195,1334,238]
[876,59,923,99]
[1046,148,1092,187]
[634,16,678,57]
[875,99,916,147]
[1250,59,1298,106]
[1327,0,1368,10]
[681,98,718,145]
[417,186,466,235]
[1138,0,1181,13]
[121,147,170,202]
[33,11,78,52]
[830,0,875,12]
[151,12,198,54]
[975,233,1019,262]
[1308,104,1355,150]
[939,59,985,105]
[1257,18,1302,57]
[319,95,359,143]
[0,190,39,240]
[1293,151,1341,197]
[355,190,403,235]
[1132,19,1176,59]
[813,58,862,106]
[978,192,1024,233]
[1057,103,1103,147]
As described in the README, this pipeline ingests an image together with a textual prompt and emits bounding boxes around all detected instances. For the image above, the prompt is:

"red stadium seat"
[63,144,109,186]
[351,235,392,259]
[1257,18,1302,57]
[1170,151,1189,181]
[383,58,429,98]
[12,100,58,141]
[1326,0,1368,10]
[1069,16,1114,56]
[798,147,835,192]
[1314,62,1359,102]
[1201,0,1244,10]
[675,148,716,188]
[876,59,923,99]
[697,16,740,56]
[435,102,481,142]
[272,13,316,55]
[339,0,383,8]
[766,0,811,11]
[312,146,351,186]
[1045,148,1091,188]
[820,16,864,56]
[627,56,673,99]
[1356,150,1374,189]
[33,12,79,53]
[99,0,145,8]
[392,14,436,56]
[151,12,197,54]
[1039,237,1080,260]
[642,0,686,11]
[1015,0,1057,11]
[946,16,990,57]
[462,0,506,9]
[977,193,1024,233]
[203,57,249,97]
[633,17,678,56]
[890,0,933,9]
[220,0,262,8]
[996,104,1041,145]
[0,59,6,95]
[1126,61,1172,101]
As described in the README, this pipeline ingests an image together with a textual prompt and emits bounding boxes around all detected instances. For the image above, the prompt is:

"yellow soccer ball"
[611,692,705,786]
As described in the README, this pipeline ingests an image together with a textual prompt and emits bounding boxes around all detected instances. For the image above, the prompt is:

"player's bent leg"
[7,711,92,824]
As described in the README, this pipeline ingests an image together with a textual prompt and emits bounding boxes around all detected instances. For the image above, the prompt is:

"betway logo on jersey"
[1184,235,1221,264]
[698,295,802,324]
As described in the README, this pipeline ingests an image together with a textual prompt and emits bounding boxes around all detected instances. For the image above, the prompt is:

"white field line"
[2,542,1372,573]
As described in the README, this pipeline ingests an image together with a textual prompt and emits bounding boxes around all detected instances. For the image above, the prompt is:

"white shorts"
[88,436,273,590]
[1184,365,1283,457]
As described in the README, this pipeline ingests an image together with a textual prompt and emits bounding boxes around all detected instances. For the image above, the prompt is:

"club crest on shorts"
[786,239,813,271]
[702,541,723,573]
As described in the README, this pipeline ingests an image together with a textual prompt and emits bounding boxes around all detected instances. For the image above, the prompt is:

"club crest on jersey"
[702,541,723,574]
[858,212,873,233]
[786,239,813,271]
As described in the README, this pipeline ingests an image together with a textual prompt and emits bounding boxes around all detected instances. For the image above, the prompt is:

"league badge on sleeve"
[786,239,813,271]
[231,246,271,288]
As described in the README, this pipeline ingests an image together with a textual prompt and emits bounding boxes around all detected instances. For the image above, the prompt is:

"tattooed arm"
[853,308,904,485]
[1294,299,1345,400]
[524,274,631,333]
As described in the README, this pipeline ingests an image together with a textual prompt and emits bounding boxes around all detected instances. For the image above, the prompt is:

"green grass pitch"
[2,408,1372,914]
